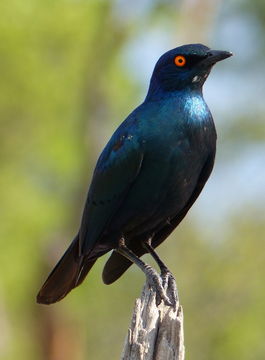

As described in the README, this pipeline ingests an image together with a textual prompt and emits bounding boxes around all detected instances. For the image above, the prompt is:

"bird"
[37,43,232,306]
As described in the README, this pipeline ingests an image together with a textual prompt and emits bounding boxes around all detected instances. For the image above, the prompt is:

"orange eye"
[174,55,186,67]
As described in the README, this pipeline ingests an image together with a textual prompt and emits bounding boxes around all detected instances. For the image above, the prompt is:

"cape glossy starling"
[37,44,232,306]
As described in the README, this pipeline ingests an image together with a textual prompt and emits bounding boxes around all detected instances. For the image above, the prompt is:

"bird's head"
[146,44,232,99]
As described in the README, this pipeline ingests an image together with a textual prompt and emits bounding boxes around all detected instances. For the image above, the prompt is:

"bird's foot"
[161,269,179,311]
[145,265,172,307]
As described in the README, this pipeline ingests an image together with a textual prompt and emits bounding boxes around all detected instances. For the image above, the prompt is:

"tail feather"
[102,240,145,285]
[102,251,133,284]
[37,235,96,305]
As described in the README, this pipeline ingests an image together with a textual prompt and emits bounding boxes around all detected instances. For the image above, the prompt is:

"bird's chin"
[191,70,210,86]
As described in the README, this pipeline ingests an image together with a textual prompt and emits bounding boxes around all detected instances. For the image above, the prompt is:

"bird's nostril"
[207,51,213,57]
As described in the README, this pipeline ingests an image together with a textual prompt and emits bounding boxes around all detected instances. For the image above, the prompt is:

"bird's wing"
[102,153,215,284]
[79,129,144,256]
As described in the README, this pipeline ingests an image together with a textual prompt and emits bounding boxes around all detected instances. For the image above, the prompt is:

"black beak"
[202,49,233,66]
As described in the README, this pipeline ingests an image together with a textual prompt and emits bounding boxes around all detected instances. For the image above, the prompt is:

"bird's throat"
[184,93,209,121]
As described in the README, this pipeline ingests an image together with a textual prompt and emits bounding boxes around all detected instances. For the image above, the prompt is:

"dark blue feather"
[37,43,232,304]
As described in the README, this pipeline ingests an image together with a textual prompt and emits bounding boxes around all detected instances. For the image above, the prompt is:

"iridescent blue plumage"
[37,44,232,304]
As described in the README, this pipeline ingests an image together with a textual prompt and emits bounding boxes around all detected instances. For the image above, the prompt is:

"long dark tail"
[37,235,96,305]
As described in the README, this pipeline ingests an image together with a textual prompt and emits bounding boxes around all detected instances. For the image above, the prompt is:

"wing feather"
[102,153,215,284]
[79,124,143,255]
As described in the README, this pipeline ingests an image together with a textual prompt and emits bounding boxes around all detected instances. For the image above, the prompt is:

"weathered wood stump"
[121,283,185,360]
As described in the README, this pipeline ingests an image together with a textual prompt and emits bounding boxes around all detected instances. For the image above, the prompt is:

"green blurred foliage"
[0,0,264,359]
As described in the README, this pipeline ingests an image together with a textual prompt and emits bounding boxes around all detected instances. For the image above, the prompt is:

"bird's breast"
[135,95,215,219]
[107,95,216,236]
[141,94,215,156]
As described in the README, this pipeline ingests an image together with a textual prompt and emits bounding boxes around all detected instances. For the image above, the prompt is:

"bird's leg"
[142,237,178,310]
[116,237,172,306]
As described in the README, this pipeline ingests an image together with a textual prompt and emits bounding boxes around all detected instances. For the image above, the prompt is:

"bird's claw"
[145,266,172,307]
[161,269,179,311]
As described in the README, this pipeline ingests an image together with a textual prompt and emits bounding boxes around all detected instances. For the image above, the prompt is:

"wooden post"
[121,283,185,360]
